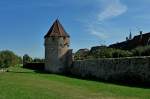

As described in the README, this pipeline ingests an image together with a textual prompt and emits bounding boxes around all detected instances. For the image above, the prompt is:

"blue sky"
[0,0,150,58]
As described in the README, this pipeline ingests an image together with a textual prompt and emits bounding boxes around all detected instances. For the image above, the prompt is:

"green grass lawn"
[0,67,150,99]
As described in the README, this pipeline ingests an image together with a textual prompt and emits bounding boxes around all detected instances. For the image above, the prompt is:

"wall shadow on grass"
[11,67,150,89]
[65,73,150,89]
[34,69,150,89]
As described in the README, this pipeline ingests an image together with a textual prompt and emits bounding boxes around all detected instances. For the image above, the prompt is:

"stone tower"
[44,19,71,73]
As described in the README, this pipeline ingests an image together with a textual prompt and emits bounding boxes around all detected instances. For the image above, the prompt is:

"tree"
[33,58,44,63]
[23,54,32,65]
[74,49,89,60]
[0,50,22,68]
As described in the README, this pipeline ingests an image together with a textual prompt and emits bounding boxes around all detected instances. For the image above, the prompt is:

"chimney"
[140,31,143,40]
[129,32,132,40]
[140,31,143,35]
[126,37,128,41]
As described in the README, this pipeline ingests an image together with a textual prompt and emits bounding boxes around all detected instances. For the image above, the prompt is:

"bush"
[75,45,150,60]
[74,49,89,60]
[0,50,22,68]
[89,46,132,59]
[33,58,44,63]
[132,46,150,56]
[112,49,133,58]
[89,46,113,58]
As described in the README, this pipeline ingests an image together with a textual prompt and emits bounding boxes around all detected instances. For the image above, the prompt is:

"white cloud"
[98,0,127,21]
[90,29,108,39]
[87,0,127,40]
[87,25,108,39]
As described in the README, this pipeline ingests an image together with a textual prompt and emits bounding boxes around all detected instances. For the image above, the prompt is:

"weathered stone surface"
[71,57,150,83]
[45,37,71,73]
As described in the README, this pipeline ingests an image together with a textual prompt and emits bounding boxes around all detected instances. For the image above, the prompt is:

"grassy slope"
[0,67,150,99]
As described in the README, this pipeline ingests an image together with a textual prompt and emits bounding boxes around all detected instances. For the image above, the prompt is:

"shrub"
[33,58,44,63]
[74,45,150,60]
[74,49,89,60]
[90,46,113,58]
[132,46,150,56]
[89,46,132,59]
[112,49,133,58]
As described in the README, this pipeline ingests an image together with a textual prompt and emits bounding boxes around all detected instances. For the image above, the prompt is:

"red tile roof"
[44,19,70,38]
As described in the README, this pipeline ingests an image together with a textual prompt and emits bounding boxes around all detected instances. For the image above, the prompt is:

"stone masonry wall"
[71,57,150,83]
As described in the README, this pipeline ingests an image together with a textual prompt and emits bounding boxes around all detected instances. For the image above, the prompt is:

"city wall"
[70,57,150,84]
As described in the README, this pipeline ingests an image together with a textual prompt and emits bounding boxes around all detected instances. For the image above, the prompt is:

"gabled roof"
[44,19,70,38]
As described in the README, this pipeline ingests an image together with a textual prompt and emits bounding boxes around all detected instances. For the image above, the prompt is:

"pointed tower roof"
[44,19,70,38]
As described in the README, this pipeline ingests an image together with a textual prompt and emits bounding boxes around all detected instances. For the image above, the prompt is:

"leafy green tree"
[0,50,22,68]
[23,54,32,65]
[33,58,44,63]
